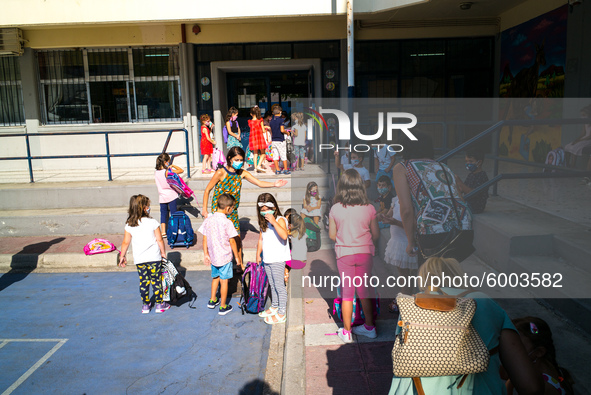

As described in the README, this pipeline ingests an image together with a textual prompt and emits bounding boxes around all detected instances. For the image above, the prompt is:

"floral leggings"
[136,261,163,305]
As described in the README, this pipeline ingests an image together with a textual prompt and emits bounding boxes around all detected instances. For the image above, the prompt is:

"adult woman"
[392,131,473,263]
[388,257,544,395]
[203,146,287,240]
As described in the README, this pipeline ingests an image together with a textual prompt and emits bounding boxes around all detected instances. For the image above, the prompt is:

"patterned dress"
[226,120,242,150]
[403,159,472,235]
[211,167,242,232]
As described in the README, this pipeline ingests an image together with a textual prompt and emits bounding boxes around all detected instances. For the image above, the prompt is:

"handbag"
[392,290,491,395]
[417,164,475,262]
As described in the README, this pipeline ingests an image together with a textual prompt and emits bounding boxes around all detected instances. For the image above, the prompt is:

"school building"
[0,0,589,173]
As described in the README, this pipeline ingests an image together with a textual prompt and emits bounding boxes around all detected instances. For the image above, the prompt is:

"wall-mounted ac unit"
[0,28,24,56]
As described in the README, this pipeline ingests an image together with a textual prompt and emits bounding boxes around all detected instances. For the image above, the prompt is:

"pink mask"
[310,191,318,196]
[231,115,238,121]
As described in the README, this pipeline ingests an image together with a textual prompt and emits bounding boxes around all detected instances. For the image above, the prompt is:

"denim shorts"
[211,261,233,280]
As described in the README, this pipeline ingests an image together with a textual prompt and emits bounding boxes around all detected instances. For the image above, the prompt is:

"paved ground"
[0,270,272,395]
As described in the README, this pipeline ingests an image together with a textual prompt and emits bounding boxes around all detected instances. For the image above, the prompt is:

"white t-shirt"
[290,233,308,261]
[262,216,291,263]
[292,124,307,146]
[124,217,162,264]
[343,163,370,182]
[374,148,395,171]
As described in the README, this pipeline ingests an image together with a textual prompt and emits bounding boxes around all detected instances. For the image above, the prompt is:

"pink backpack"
[84,238,119,255]
[166,169,195,199]
[212,148,225,169]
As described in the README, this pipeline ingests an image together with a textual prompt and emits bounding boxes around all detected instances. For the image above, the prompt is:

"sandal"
[258,307,278,318]
[388,300,399,314]
[264,313,287,325]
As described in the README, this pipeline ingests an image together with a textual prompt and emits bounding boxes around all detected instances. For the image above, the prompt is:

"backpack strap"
[412,378,425,395]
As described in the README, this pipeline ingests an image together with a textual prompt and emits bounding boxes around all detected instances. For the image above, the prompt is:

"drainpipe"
[347,0,354,99]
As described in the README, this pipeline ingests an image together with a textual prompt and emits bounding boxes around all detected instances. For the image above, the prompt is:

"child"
[198,193,242,315]
[248,106,267,173]
[329,169,380,342]
[334,150,371,189]
[256,193,291,324]
[508,317,574,395]
[375,175,394,228]
[291,112,307,171]
[118,194,169,314]
[200,114,216,174]
[270,106,290,175]
[300,181,322,224]
[284,210,308,284]
[455,150,489,214]
[155,153,184,237]
[225,107,242,150]
[374,146,396,184]
[378,195,418,312]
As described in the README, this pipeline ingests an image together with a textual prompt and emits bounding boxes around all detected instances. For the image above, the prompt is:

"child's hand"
[264,213,275,224]
[239,260,245,271]
[118,256,127,268]
[204,253,211,265]
[256,255,262,265]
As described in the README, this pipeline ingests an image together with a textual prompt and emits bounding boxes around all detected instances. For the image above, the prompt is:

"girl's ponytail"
[156,153,170,170]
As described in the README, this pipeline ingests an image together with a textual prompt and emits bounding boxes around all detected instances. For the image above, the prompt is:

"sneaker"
[154,302,171,313]
[352,324,377,339]
[275,170,281,175]
[337,328,353,343]
[282,169,291,175]
[219,304,233,315]
[207,298,220,309]
[141,304,151,314]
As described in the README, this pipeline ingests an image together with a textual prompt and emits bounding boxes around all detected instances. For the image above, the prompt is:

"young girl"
[225,107,242,150]
[200,114,216,174]
[378,195,418,312]
[155,153,184,237]
[248,106,267,173]
[291,112,307,171]
[284,210,308,284]
[256,193,290,325]
[300,181,321,224]
[329,169,380,343]
[508,317,574,395]
[118,194,169,314]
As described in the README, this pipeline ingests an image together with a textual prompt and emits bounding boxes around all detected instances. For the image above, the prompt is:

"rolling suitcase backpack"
[167,212,195,248]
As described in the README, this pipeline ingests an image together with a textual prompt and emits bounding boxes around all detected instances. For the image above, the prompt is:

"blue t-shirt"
[270,116,284,142]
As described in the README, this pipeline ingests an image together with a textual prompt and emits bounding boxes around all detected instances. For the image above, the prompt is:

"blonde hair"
[417,257,464,291]
[292,112,304,126]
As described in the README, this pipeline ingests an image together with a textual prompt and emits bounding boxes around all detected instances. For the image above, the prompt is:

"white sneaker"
[337,328,353,343]
[352,324,377,339]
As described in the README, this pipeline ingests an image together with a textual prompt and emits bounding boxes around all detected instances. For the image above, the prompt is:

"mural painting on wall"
[499,5,567,163]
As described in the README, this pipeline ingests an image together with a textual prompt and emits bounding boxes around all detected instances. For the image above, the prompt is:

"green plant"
[532,139,552,163]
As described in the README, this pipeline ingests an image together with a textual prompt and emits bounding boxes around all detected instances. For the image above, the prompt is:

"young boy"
[334,150,371,189]
[270,106,291,175]
[198,193,243,315]
[375,175,394,228]
[374,146,396,184]
[455,150,489,214]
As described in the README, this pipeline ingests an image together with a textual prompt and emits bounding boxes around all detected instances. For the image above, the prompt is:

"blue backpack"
[239,262,270,314]
[166,212,195,248]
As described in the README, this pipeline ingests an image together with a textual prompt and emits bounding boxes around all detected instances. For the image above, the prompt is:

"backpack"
[239,262,270,314]
[285,134,296,162]
[84,238,119,255]
[304,217,321,252]
[167,212,195,248]
[392,291,490,393]
[161,258,196,308]
[222,120,236,144]
[332,287,380,327]
[543,147,565,172]
[212,148,225,169]
[166,169,194,199]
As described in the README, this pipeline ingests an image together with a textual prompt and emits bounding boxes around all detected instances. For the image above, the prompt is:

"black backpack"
[304,217,321,252]
[169,272,197,308]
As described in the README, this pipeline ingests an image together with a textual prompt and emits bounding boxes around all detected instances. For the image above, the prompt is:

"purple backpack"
[239,262,270,314]
[332,287,380,326]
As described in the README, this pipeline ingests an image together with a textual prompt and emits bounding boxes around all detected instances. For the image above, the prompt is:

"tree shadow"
[0,237,66,292]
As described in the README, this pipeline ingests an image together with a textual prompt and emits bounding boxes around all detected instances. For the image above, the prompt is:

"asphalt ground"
[0,270,272,395]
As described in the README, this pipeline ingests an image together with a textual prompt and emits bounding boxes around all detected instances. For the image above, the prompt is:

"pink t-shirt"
[198,212,239,267]
[329,203,376,259]
[155,169,178,204]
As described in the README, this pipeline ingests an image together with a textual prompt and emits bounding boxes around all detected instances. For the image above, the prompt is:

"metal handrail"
[0,128,190,182]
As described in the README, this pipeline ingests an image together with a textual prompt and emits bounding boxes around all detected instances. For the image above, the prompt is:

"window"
[0,56,25,126]
[37,46,181,124]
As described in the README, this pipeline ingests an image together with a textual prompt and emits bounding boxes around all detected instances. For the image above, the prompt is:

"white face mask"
[146,207,151,214]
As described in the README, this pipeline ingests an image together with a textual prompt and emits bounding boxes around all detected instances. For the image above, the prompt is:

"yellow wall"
[500,0,566,31]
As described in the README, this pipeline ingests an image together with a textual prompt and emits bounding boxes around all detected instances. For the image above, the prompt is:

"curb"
[282,268,306,394]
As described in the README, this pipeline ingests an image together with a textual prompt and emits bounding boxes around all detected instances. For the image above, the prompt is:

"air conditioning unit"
[0,28,24,56]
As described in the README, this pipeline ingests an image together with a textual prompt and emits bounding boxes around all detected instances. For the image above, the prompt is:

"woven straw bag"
[392,291,490,393]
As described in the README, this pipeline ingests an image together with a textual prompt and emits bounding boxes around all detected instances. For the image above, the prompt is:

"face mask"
[146,207,151,214]
[232,161,243,170]
[231,115,238,121]
[351,159,360,166]
[378,187,389,195]
[261,210,275,216]
[310,191,318,196]
[465,163,479,172]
